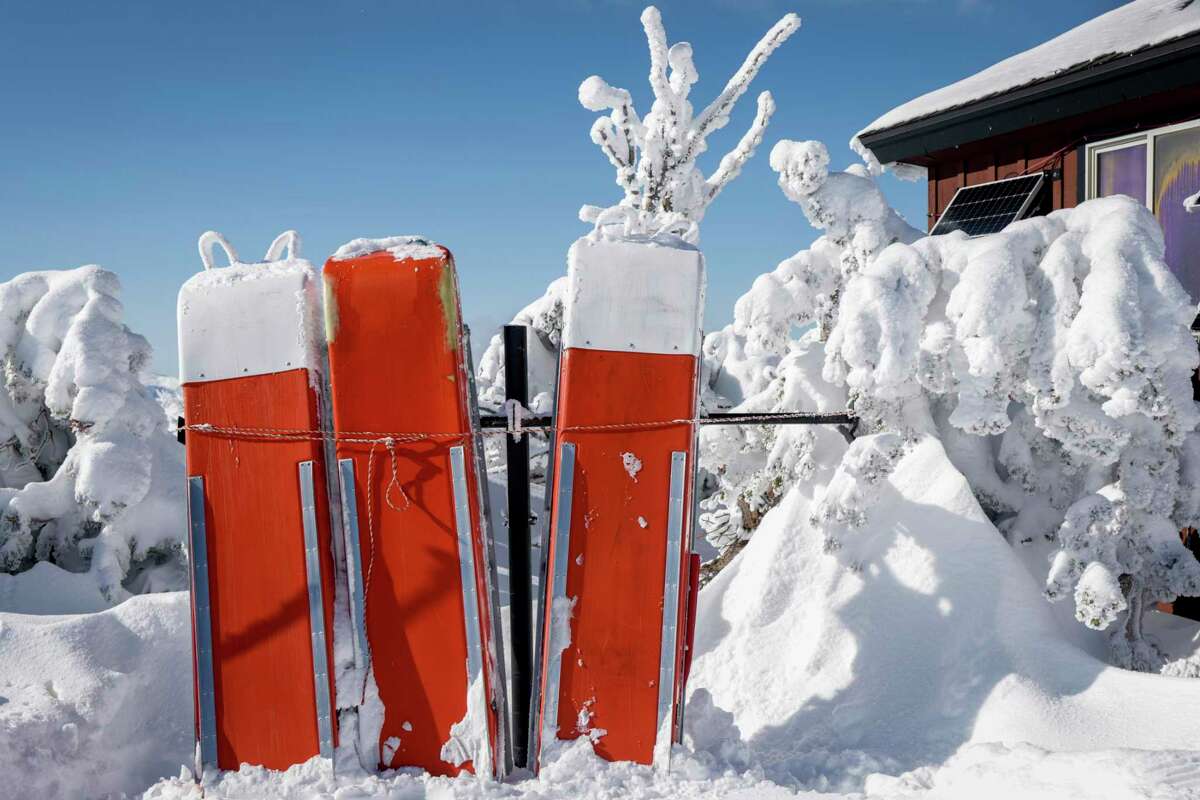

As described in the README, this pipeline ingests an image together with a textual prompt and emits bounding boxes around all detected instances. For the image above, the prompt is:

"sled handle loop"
[265,230,302,262]
[198,231,239,271]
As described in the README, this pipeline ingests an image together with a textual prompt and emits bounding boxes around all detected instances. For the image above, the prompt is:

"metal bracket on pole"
[187,476,218,771]
[337,458,369,672]
[654,451,688,768]
[299,461,335,759]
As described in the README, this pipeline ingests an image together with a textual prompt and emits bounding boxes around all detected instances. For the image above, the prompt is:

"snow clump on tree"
[0,267,185,602]
[577,6,800,243]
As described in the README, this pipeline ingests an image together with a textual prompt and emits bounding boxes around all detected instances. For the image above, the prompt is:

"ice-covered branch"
[640,6,675,108]
[578,5,800,243]
[704,91,775,204]
[690,12,801,157]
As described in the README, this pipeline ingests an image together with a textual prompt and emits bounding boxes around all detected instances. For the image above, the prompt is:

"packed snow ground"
[4,430,1200,798]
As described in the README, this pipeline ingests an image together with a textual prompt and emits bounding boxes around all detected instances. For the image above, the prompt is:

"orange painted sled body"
[323,240,509,778]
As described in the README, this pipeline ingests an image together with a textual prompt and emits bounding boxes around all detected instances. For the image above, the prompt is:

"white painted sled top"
[178,231,324,384]
[562,235,706,358]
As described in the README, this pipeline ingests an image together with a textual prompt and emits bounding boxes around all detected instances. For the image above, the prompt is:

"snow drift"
[0,588,192,799]
[822,194,1200,669]
[691,433,1200,791]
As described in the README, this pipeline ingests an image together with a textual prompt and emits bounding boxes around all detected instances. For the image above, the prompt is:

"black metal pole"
[503,324,532,769]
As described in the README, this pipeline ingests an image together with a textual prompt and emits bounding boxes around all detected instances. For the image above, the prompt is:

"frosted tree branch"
[578,5,800,243]
[641,7,675,108]
[689,13,801,156]
[705,91,775,204]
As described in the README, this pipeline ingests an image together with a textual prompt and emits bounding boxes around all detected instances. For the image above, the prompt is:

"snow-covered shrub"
[577,6,799,243]
[821,194,1200,670]
[0,267,185,602]
[695,142,918,555]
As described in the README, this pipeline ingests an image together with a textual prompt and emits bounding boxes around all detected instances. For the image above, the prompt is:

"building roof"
[859,0,1200,140]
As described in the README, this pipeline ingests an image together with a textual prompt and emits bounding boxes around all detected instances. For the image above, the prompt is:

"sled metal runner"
[186,476,217,770]
[539,441,576,752]
[655,452,688,761]
[336,458,370,671]
[299,461,336,759]
[323,240,509,778]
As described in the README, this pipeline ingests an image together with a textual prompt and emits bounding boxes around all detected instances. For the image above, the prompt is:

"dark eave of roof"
[858,31,1200,165]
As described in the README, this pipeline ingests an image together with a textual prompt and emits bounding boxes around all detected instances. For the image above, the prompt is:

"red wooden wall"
[928,145,1079,230]
[919,85,1200,230]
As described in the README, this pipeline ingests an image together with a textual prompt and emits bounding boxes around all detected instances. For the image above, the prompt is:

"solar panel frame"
[929,173,1046,238]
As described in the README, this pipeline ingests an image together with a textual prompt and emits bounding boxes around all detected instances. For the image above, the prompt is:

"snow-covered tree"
[708,135,1200,671]
[0,267,185,602]
[819,190,1200,670]
[577,6,800,243]
[696,141,919,556]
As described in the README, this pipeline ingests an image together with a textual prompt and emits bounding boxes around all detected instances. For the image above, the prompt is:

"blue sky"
[0,0,1123,373]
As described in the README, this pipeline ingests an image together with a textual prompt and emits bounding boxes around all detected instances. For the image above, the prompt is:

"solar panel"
[930,173,1045,237]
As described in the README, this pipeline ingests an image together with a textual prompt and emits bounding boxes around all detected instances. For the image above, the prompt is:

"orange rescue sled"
[533,236,705,769]
[323,237,509,778]
[179,232,338,772]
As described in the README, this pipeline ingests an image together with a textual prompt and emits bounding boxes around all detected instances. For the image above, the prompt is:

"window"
[1087,119,1200,302]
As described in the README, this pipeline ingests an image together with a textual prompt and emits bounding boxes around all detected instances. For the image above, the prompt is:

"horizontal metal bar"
[479,412,855,428]
[479,414,553,429]
[699,412,855,426]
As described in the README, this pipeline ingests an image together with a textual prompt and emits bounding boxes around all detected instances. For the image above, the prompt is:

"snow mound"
[0,591,192,799]
[860,0,1200,136]
[691,434,1200,790]
[0,561,110,614]
[869,742,1200,800]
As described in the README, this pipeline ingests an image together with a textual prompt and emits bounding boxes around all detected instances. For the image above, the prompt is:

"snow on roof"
[860,0,1200,137]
